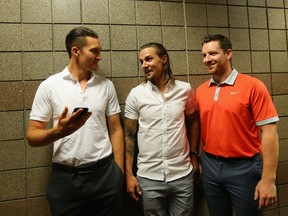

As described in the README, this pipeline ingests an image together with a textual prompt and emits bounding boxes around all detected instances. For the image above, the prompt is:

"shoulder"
[237,73,266,88]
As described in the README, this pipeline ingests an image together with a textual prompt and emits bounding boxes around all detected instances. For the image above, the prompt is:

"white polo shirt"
[30,67,121,166]
[125,80,196,182]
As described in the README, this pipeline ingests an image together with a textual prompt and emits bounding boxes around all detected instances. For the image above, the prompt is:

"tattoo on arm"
[124,118,138,157]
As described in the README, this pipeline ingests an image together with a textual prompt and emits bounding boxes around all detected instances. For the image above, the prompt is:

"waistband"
[205,152,259,162]
[52,154,113,174]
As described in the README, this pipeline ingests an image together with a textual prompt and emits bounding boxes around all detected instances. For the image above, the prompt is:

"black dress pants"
[46,156,124,216]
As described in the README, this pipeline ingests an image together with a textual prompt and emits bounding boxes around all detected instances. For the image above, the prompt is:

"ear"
[71,47,79,56]
[226,49,233,60]
[162,54,168,65]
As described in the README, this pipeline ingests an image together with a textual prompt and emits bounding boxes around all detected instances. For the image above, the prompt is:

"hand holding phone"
[73,107,89,119]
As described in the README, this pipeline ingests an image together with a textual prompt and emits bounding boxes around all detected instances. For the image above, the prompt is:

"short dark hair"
[140,42,174,82]
[202,34,232,53]
[65,27,98,58]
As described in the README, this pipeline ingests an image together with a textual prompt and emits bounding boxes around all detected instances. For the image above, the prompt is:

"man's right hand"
[126,175,142,201]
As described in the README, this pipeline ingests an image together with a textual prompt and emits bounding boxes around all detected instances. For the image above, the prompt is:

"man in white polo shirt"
[27,27,124,216]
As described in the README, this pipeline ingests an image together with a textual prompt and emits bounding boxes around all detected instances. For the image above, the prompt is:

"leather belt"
[205,152,258,162]
[52,154,113,174]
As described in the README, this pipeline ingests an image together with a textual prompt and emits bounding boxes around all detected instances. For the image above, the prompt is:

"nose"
[203,54,211,64]
[141,60,148,68]
[96,53,102,61]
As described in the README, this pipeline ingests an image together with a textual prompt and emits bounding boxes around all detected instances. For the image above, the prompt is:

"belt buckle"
[78,169,94,174]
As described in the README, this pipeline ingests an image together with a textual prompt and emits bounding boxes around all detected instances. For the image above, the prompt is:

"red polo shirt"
[196,70,279,158]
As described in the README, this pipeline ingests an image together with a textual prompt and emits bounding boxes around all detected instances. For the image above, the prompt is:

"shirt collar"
[147,79,174,92]
[209,68,238,86]
[62,66,96,82]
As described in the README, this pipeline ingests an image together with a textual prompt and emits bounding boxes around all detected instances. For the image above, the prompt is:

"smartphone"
[73,107,89,118]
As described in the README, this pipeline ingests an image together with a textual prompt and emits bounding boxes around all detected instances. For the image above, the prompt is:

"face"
[74,36,102,72]
[139,47,167,83]
[202,41,232,76]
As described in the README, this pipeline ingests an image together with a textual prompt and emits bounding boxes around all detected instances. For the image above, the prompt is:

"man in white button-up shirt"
[27,27,124,216]
[125,42,199,216]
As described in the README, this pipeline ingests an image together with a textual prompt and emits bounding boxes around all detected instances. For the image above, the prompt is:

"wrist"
[190,151,200,159]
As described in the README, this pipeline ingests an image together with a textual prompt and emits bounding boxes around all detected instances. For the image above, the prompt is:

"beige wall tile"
[0,111,24,140]
[272,73,288,94]
[250,29,269,50]
[0,24,22,51]
[279,139,288,163]
[161,2,184,26]
[251,51,271,73]
[0,53,22,81]
[162,26,186,50]
[248,7,267,29]
[0,140,25,171]
[278,162,288,184]
[206,0,226,4]
[85,25,111,50]
[23,52,54,80]
[109,0,135,25]
[280,207,288,216]
[188,51,207,75]
[110,25,137,50]
[97,51,111,78]
[169,51,188,75]
[277,117,288,139]
[268,9,286,29]
[278,184,288,207]
[113,77,139,104]
[136,1,161,25]
[185,3,207,26]
[0,0,21,22]
[82,0,109,24]
[270,52,288,73]
[22,24,52,51]
[0,170,26,201]
[0,82,23,111]
[228,0,247,5]
[229,6,248,28]
[27,167,51,197]
[23,81,42,110]
[207,27,229,36]
[26,145,52,168]
[207,5,228,27]
[111,51,138,77]
[137,26,162,48]
[53,24,79,51]
[53,52,69,73]
[230,28,250,50]
[22,0,51,23]
[27,197,51,216]
[52,0,81,23]
[267,0,284,7]
[273,95,288,117]
[248,0,266,6]
[232,51,252,73]
[187,27,208,50]
[0,200,27,216]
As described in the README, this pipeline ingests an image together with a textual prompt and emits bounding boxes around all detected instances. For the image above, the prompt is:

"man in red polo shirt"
[196,34,279,216]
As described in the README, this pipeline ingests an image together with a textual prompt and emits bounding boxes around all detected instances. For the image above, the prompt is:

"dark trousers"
[201,151,263,216]
[46,156,124,216]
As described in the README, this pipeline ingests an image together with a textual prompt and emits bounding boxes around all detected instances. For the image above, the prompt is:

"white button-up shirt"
[125,80,195,182]
[30,67,121,166]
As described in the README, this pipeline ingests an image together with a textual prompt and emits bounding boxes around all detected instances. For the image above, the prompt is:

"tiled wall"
[0,0,287,215]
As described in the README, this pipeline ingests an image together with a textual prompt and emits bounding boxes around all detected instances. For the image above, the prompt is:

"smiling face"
[202,40,232,81]
[73,36,102,72]
[139,47,167,84]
